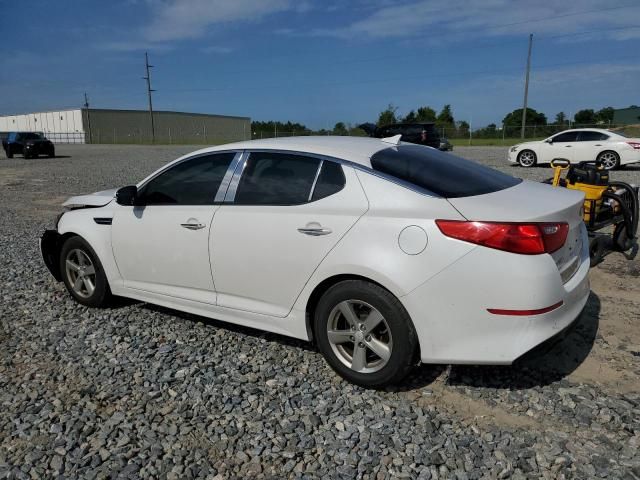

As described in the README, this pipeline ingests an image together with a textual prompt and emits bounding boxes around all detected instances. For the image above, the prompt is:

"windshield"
[370,144,521,198]
[22,132,44,140]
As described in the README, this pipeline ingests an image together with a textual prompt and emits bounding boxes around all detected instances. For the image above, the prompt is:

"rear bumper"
[41,230,63,281]
[401,224,591,364]
[620,149,640,166]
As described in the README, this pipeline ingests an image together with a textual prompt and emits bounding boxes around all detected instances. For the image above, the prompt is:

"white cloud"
[142,0,293,43]
[307,0,639,42]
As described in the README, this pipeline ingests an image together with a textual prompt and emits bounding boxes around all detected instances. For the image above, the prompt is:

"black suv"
[359,123,440,149]
[2,132,55,159]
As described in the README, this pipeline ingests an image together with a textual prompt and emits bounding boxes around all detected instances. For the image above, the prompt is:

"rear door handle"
[181,222,206,230]
[298,227,332,236]
[565,145,572,147]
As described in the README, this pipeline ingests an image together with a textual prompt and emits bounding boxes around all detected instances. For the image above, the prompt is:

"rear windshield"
[370,144,521,198]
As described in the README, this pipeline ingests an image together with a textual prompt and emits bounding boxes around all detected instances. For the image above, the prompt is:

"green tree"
[554,112,567,125]
[377,104,398,126]
[502,108,547,127]
[332,122,348,135]
[595,107,614,124]
[437,104,454,125]
[416,106,437,122]
[403,110,417,123]
[574,109,596,125]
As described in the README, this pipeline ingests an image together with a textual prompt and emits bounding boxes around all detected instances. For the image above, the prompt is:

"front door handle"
[181,222,206,230]
[565,145,572,147]
[298,226,332,236]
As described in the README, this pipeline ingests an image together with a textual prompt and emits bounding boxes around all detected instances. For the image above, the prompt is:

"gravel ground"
[1,144,639,479]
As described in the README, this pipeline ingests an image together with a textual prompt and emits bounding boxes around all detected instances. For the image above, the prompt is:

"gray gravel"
[1,144,639,479]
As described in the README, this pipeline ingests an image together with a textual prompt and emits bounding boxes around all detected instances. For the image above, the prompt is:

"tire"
[59,236,112,307]
[517,149,537,167]
[597,150,620,170]
[48,148,55,158]
[589,235,606,267]
[612,223,634,252]
[5,147,13,159]
[23,151,31,159]
[313,280,418,388]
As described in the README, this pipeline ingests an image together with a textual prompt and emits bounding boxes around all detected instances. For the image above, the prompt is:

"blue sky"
[1,0,639,129]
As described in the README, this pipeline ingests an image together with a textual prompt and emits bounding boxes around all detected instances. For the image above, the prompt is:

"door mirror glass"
[545,138,553,144]
[116,185,138,206]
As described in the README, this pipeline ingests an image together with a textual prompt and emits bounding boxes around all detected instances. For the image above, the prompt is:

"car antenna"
[381,134,402,145]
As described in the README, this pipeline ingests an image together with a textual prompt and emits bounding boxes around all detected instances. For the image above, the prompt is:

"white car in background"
[41,136,590,387]
[508,128,640,170]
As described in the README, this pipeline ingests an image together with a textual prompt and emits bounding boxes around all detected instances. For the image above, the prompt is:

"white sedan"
[41,136,590,387]
[507,128,640,170]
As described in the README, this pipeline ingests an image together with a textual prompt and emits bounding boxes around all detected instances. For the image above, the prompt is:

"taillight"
[627,142,640,150]
[435,220,569,255]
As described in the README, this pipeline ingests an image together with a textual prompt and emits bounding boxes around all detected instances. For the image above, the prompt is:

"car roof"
[556,128,613,134]
[185,136,396,168]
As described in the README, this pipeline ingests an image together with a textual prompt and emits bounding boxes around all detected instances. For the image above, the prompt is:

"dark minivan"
[359,123,440,149]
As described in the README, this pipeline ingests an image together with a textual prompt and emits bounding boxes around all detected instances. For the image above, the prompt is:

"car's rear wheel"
[517,150,537,167]
[48,148,55,158]
[597,151,620,170]
[60,236,111,307]
[314,280,417,388]
[5,147,13,158]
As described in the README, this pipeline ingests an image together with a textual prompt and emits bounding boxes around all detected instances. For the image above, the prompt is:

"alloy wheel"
[326,300,393,373]
[519,151,536,167]
[65,248,96,298]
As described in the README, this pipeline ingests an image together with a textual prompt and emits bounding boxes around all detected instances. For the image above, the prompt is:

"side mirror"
[116,185,138,206]
[545,138,553,144]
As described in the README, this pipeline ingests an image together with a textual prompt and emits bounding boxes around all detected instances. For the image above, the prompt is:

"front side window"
[370,144,521,198]
[234,152,320,205]
[552,132,579,143]
[138,152,235,205]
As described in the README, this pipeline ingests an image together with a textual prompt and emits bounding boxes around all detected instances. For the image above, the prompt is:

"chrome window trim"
[136,149,242,206]
[214,152,243,203]
[308,160,324,202]
[223,150,249,203]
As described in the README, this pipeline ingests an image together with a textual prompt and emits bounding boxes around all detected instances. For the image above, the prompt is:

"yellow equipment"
[547,158,638,265]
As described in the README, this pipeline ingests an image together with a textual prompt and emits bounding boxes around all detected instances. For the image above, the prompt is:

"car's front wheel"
[314,280,418,388]
[517,149,537,167]
[59,236,111,307]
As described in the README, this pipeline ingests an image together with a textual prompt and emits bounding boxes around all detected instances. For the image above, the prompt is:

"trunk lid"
[448,180,585,282]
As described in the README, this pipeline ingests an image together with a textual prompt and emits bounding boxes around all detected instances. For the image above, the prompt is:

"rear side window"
[577,131,609,141]
[139,152,235,205]
[312,161,345,201]
[234,152,320,205]
[370,144,521,198]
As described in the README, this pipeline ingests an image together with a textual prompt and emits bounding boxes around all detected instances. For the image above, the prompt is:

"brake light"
[627,142,640,150]
[435,220,569,255]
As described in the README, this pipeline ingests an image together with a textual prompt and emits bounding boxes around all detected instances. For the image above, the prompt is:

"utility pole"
[143,52,156,143]
[83,92,92,144]
[520,34,533,139]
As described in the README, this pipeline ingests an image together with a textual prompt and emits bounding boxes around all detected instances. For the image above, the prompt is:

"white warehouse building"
[0,110,85,143]
[0,109,251,144]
